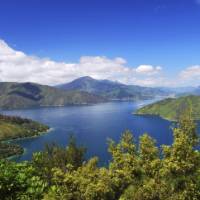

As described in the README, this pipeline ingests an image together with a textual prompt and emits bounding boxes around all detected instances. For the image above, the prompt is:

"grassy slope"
[0,115,49,158]
[136,95,200,121]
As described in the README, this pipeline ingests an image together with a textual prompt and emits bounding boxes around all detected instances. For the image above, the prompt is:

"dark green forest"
[1,113,200,200]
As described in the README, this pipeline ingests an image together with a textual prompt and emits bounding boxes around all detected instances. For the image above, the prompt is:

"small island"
[0,114,49,158]
[135,95,200,121]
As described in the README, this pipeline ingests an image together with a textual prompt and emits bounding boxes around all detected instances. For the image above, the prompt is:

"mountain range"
[159,86,200,97]
[0,82,106,109]
[2,76,198,110]
[57,76,169,100]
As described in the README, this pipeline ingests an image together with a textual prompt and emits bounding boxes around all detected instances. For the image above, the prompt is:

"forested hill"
[0,114,49,158]
[136,95,200,121]
[0,82,106,109]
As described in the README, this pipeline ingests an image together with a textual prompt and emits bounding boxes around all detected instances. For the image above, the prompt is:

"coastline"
[5,127,53,143]
[135,112,200,122]
[134,112,175,122]
[7,148,27,161]
[1,127,53,160]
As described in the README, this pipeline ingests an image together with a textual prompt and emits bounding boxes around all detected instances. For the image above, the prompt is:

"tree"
[108,130,142,198]
[32,135,86,185]
[0,160,47,200]
[120,134,161,200]
[45,157,115,200]
[160,111,200,200]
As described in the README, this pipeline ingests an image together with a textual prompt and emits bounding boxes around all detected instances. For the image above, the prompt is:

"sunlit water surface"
[2,100,177,165]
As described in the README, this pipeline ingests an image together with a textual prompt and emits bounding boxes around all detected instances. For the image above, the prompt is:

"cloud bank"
[0,39,199,87]
[0,39,164,86]
[178,65,200,86]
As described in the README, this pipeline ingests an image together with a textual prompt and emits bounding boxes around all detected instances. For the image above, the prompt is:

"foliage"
[0,160,47,200]
[1,112,200,199]
[32,135,86,185]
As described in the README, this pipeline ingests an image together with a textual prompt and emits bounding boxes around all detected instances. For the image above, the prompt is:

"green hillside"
[136,95,200,121]
[0,82,106,109]
[0,114,49,158]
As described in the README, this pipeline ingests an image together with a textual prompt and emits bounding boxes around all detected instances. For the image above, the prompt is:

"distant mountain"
[57,76,169,100]
[0,82,106,109]
[161,86,196,94]
[136,95,200,121]
[158,86,199,98]
[193,86,200,95]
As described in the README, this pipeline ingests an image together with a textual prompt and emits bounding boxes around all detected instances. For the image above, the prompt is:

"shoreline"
[7,148,27,161]
[1,127,53,160]
[135,112,200,122]
[5,127,54,143]
[134,112,175,122]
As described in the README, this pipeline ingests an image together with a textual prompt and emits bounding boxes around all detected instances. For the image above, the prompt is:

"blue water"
[2,101,173,165]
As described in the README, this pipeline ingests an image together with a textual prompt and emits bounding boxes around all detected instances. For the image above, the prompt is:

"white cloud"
[179,65,200,80]
[135,65,162,75]
[0,39,164,86]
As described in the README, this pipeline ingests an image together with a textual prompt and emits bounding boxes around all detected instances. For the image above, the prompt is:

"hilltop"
[0,82,106,109]
[57,76,169,100]
[136,95,200,121]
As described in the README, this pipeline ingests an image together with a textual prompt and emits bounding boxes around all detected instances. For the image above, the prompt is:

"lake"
[2,100,174,165]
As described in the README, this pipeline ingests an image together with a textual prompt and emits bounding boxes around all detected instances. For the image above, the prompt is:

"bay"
[2,100,173,165]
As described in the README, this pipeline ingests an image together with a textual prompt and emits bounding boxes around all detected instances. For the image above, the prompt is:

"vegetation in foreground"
[136,95,200,121]
[0,114,49,158]
[1,112,200,200]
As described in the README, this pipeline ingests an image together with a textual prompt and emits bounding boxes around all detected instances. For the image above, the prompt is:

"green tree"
[120,134,161,200]
[45,157,115,200]
[108,130,142,198]
[32,135,86,185]
[0,160,47,200]
[161,111,200,200]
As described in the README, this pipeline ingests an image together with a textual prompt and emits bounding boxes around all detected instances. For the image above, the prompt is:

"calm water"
[2,100,174,165]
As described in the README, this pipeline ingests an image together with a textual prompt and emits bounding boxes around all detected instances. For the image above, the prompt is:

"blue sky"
[0,0,200,86]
